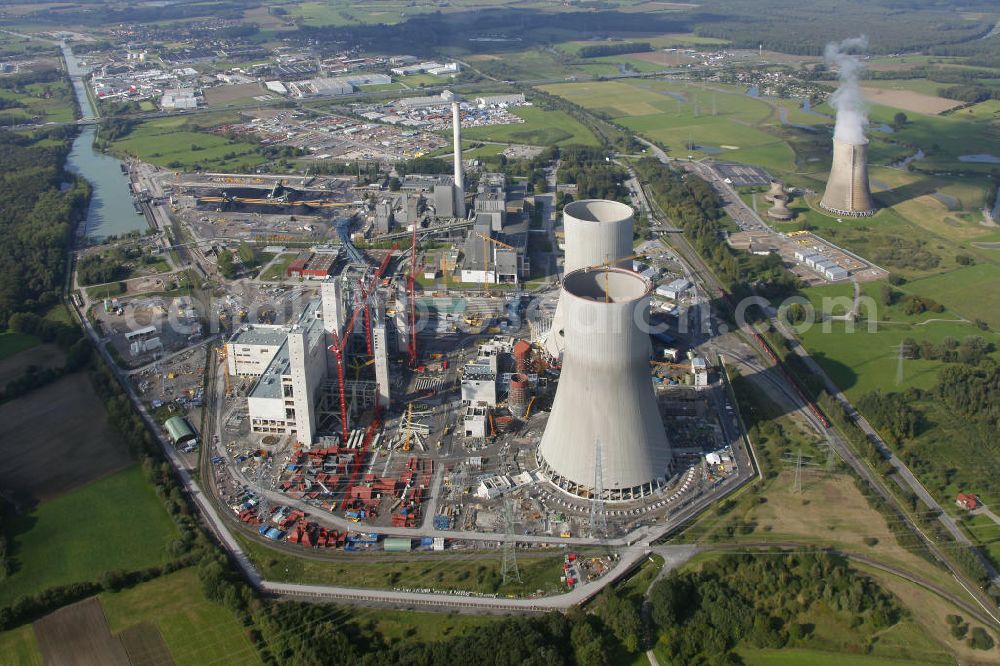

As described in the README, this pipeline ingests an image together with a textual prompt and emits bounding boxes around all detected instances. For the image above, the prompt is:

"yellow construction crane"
[650,360,691,370]
[524,395,537,419]
[350,357,375,381]
[475,231,516,292]
[577,252,647,303]
[402,402,414,452]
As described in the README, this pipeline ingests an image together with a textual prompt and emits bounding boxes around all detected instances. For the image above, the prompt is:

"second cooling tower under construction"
[820,138,876,217]
[538,267,674,501]
[543,199,634,357]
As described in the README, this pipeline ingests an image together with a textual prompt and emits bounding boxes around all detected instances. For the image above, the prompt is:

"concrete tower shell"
[538,268,674,501]
[508,373,529,418]
[820,139,876,217]
[544,200,634,358]
[450,98,465,219]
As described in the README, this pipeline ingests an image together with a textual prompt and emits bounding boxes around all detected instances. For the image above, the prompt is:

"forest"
[648,552,902,662]
[0,128,90,328]
[633,158,798,299]
[557,146,628,202]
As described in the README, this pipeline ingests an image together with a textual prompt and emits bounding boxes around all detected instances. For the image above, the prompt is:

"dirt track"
[0,372,131,505]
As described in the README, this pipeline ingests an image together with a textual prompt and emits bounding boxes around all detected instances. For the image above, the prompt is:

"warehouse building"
[164,415,197,446]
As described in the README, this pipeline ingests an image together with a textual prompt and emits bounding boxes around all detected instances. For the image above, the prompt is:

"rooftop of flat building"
[229,325,287,347]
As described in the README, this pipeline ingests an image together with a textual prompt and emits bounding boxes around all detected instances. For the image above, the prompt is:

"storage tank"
[513,339,531,373]
[538,267,674,501]
[509,373,529,418]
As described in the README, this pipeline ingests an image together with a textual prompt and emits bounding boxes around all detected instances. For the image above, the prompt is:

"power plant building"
[246,301,326,440]
[820,138,876,217]
[433,184,455,218]
[538,268,674,500]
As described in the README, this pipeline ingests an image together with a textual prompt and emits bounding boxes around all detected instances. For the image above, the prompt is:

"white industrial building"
[656,278,691,300]
[245,301,326,439]
[476,93,526,107]
[463,405,489,438]
[691,357,709,387]
[226,325,287,376]
[230,269,393,445]
[461,362,497,406]
[794,250,849,281]
[160,88,197,109]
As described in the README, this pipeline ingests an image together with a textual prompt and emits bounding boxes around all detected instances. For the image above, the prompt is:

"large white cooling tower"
[543,199,634,357]
[820,138,876,217]
[538,268,674,501]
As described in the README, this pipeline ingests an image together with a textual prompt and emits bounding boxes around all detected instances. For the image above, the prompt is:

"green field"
[0,466,178,607]
[237,533,569,596]
[795,281,1000,400]
[539,79,798,172]
[904,263,1000,330]
[462,105,599,146]
[0,331,39,361]
[101,568,262,666]
[258,253,297,281]
[109,115,264,171]
[0,625,41,666]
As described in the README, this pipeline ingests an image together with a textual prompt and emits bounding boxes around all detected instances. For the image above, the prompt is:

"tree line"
[578,42,652,58]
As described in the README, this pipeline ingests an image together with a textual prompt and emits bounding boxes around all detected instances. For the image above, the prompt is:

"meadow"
[101,568,262,666]
[0,331,39,361]
[0,466,178,607]
[794,279,1000,400]
[462,105,599,146]
[539,79,797,172]
[108,115,264,171]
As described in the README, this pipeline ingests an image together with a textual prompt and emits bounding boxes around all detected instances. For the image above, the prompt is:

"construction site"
[102,93,756,594]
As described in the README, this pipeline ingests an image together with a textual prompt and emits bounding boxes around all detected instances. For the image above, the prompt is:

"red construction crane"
[361,244,398,359]
[407,222,418,367]
[327,246,396,443]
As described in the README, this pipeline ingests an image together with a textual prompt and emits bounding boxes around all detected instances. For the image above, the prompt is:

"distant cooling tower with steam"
[538,267,674,501]
[543,199,634,357]
[820,138,876,217]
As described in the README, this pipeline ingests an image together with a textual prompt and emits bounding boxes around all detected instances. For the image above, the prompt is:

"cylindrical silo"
[509,373,529,418]
[820,138,876,217]
[544,200,634,358]
[538,268,674,501]
[513,339,531,373]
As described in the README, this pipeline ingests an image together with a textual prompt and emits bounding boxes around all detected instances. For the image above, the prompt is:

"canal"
[61,42,148,240]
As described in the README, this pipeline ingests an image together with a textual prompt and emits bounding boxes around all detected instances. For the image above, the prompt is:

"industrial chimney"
[538,267,674,501]
[543,199,634,357]
[442,90,465,219]
[820,138,876,217]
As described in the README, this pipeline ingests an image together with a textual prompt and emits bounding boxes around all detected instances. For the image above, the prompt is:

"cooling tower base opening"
[818,203,877,217]
[538,457,674,503]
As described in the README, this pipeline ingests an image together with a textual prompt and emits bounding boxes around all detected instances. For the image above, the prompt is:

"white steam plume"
[825,36,869,145]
